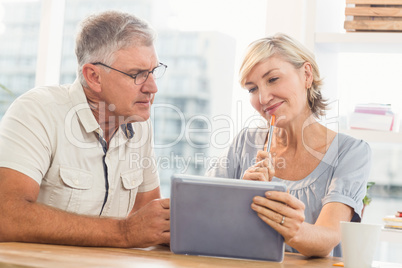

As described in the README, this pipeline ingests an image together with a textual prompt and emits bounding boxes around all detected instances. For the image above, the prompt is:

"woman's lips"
[264,102,283,115]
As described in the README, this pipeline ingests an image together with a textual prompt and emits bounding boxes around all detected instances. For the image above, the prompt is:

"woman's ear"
[82,63,102,93]
[304,62,313,88]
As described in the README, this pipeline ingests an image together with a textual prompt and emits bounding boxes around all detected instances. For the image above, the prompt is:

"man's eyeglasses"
[92,62,167,85]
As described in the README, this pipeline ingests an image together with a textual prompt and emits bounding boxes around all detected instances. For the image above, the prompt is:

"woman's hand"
[251,191,305,243]
[242,150,275,181]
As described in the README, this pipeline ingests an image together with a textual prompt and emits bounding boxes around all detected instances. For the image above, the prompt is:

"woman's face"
[244,55,312,127]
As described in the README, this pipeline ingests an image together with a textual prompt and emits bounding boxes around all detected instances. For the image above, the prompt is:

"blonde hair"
[239,33,326,117]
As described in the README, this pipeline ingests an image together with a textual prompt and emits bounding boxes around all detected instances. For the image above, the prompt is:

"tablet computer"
[170,174,287,262]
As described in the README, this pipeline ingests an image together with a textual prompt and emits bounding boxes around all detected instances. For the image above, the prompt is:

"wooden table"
[0,242,342,268]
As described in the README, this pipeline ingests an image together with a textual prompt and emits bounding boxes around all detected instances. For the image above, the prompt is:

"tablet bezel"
[170,174,287,262]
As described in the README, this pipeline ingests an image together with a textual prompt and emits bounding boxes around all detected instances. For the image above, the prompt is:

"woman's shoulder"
[317,132,371,174]
[336,132,371,156]
[322,132,372,173]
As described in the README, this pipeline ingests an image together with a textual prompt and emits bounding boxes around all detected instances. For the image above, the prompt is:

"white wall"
[265,0,315,51]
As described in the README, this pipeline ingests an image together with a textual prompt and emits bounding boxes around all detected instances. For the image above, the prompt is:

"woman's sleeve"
[205,128,247,179]
[322,138,372,221]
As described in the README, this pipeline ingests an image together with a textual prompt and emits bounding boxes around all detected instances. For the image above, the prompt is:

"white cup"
[340,221,382,268]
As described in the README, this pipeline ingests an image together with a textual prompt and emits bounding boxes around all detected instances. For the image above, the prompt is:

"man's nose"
[141,74,158,94]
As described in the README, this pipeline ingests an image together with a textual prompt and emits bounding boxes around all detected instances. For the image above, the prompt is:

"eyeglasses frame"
[91,62,167,85]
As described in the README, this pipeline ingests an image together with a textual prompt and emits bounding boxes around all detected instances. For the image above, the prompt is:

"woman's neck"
[272,112,335,156]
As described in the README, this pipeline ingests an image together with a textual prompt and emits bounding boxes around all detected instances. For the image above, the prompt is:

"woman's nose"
[259,88,273,105]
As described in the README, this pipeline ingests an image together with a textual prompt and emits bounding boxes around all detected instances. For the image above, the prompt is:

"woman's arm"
[251,191,354,257]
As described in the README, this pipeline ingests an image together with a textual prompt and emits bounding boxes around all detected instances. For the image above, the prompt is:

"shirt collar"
[69,79,100,134]
[121,123,135,139]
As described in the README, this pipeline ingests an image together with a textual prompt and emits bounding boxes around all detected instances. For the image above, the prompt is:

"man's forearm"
[0,168,169,248]
[0,200,128,247]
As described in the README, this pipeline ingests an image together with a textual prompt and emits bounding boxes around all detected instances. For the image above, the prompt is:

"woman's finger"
[253,195,294,218]
[243,172,267,181]
[256,150,268,162]
[264,191,305,211]
[256,152,275,181]
[251,202,286,224]
[254,167,269,181]
[253,159,268,168]
[267,162,275,181]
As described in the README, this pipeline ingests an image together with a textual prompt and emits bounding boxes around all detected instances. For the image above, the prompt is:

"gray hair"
[75,10,156,87]
[239,33,327,117]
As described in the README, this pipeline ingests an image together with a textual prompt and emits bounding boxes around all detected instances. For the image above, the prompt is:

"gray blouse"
[206,127,371,257]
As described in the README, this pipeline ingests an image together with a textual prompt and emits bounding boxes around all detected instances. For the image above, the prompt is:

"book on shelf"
[349,103,399,132]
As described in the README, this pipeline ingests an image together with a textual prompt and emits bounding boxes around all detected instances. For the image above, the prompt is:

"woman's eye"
[268,77,278,83]
[248,87,257,93]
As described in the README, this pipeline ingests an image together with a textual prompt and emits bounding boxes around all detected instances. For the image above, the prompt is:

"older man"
[0,10,169,247]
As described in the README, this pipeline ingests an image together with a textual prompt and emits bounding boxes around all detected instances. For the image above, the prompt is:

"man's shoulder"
[18,84,71,106]
[3,84,74,125]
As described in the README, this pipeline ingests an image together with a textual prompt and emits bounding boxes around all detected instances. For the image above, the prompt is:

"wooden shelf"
[315,32,402,53]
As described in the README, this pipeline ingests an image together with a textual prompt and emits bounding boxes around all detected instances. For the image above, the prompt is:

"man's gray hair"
[75,10,156,87]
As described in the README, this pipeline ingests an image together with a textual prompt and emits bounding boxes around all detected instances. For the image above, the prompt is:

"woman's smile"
[264,101,284,115]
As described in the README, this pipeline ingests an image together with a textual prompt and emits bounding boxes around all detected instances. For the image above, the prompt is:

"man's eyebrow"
[126,67,144,73]
[127,62,159,73]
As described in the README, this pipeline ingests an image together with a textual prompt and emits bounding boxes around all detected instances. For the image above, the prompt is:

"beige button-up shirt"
[0,79,159,218]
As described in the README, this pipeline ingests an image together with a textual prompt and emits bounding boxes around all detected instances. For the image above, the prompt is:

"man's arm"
[0,167,169,247]
[132,186,161,214]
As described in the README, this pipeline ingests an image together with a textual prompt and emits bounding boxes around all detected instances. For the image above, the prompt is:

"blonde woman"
[207,33,371,257]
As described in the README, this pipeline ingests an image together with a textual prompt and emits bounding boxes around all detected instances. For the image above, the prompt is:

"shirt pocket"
[120,169,144,216]
[58,166,93,213]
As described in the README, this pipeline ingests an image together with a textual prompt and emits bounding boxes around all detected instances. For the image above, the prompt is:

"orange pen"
[266,115,276,153]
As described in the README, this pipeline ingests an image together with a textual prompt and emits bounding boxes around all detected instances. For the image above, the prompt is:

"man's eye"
[269,77,278,83]
[138,71,148,78]
[131,71,145,78]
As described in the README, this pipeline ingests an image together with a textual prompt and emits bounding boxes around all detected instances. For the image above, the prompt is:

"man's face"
[98,45,159,123]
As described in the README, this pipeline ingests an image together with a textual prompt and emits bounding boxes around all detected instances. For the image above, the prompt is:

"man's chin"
[124,113,150,124]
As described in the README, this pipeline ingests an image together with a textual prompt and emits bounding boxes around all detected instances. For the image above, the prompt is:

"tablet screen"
[170,174,287,262]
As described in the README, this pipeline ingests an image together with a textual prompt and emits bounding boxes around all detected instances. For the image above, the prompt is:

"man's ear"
[82,63,102,93]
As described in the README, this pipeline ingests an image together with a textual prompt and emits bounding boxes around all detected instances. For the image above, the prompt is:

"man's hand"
[122,198,170,248]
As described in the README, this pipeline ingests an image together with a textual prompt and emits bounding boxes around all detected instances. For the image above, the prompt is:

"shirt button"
[74,179,80,185]
[132,180,136,186]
